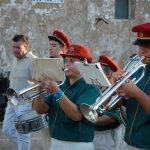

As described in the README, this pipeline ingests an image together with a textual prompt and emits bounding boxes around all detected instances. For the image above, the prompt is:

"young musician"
[112,22,150,150]
[33,44,100,150]
[41,29,70,150]
[93,54,124,150]
[48,29,70,58]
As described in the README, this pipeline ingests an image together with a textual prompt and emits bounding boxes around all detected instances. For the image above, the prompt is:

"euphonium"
[79,55,146,123]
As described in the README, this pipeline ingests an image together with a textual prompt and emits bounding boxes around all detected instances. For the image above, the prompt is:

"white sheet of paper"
[74,62,111,87]
[32,58,65,81]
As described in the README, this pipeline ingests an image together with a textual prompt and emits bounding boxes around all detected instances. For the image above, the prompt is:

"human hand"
[110,69,124,84]
[38,74,59,93]
[117,80,140,98]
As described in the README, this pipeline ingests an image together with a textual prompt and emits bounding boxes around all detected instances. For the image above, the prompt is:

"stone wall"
[0,0,150,72]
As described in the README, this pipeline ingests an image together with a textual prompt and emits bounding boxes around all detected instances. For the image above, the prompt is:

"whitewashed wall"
[0,0,150,72]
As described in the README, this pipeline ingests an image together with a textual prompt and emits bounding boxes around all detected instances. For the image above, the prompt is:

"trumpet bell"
[6,81,66,105]
[80,103,98,123]
[6,84,46,105]
[6,88,19,105]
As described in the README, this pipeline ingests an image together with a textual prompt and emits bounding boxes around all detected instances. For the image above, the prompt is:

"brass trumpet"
[79,55,146,123]
[6,83,46,105]
[6,68,69,105]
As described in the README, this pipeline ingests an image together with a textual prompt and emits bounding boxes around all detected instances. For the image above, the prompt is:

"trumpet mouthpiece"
[63,68,69,72]
[141,56,145,59]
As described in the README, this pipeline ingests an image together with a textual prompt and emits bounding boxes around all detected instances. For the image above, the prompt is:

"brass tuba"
[79,55,146,123]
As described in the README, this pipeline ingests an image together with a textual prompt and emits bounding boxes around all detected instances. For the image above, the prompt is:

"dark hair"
[101,63,113,74]
[12,34,29,45]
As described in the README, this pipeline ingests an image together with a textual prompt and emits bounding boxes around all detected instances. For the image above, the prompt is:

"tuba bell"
[79,55,146,123]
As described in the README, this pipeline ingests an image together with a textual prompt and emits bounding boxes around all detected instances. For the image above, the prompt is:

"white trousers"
[127,145,146,150]
[93,130,116,150]
[93,125,128,150]
[41,127,51,150]
[114,125,128,150]
[50,138,94,150]
[2,103,31,150]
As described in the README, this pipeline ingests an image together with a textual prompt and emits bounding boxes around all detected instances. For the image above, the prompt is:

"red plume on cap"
[48,29,70,48]
[61,44,92,63]
[98,54,120,72]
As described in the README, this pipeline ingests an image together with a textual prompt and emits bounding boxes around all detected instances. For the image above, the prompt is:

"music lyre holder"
[75,60,112,122]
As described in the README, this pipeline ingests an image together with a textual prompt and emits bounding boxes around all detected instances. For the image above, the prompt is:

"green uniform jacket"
[124,64,150,149]
[45,78,100,142]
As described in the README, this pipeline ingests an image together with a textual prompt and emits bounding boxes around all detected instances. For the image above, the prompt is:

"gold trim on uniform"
[139,32,144,38]
[137,32,150,39]
[137,37,150,39]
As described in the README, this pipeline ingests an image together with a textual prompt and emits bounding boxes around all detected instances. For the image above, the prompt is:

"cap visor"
[48,36,64,46]
[133,39,150,45]
[61,54,82,59]
[99,55,119,71]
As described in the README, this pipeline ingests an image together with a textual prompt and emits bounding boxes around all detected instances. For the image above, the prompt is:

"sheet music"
[74,62,111,87]
[32,58,65,81]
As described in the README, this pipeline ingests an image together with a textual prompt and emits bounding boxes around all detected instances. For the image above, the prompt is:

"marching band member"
[33,44,100,150]
[2,34,36,150]
[40,29,70,150]
[93,54,123,150]
[112,22,150,150]
[48,29,70,58]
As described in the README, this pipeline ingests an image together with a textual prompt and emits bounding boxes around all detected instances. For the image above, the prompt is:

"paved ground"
[0,122,44,150]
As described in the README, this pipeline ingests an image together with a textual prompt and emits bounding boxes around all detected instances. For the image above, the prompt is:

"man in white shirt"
[2,34,36,150]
